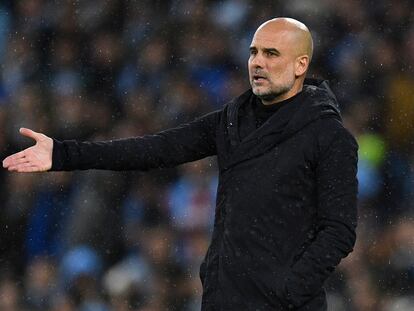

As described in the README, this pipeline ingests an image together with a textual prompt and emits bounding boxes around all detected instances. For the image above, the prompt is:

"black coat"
[52,79,358,310]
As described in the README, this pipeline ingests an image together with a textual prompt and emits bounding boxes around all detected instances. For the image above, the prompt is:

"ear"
[295,55,310,77]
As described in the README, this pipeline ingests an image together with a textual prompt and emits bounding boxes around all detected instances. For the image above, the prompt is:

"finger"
[3,151,27,167]
[8,162,41,172]
[8,161,37,171]
[19,128,41,142]
[4,155,29,167]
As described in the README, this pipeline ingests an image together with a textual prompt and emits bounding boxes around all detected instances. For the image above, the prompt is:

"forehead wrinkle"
[251,30,293,56]
[253,18,313,61]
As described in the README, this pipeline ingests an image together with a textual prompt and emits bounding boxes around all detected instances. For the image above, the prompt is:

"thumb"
[19,127,42,142]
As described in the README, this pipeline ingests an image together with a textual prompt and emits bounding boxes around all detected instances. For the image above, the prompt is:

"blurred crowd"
[0,0,413,310]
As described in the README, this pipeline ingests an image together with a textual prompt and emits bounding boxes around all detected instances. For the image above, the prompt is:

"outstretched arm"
[3,110,219,172]
[3,128,53,172]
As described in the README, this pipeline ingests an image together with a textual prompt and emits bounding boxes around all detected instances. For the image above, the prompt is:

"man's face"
[248,27,297,103]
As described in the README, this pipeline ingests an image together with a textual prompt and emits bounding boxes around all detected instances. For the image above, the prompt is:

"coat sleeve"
[50,110,219,171]
[277,118,358,309]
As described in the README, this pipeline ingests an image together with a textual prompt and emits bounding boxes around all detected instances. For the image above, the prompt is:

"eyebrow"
[249,46,281,56]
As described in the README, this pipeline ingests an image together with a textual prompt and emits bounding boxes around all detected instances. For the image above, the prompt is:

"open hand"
[2,128,53,172]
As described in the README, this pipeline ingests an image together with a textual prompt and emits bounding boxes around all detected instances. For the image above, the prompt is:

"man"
[3,18,358,310]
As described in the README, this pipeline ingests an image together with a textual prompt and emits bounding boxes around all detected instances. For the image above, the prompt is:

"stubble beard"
[252,83,292,103]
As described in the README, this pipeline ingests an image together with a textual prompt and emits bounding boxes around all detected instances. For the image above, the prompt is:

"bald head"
[256,17,313,62]
[248,17,314,104]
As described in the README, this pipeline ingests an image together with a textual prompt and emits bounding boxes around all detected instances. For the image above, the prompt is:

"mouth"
[252,74,267,82]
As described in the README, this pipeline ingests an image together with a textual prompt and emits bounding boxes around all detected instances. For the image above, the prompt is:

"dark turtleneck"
[238,90,304,141]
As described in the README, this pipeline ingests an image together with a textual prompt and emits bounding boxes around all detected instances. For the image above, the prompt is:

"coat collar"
[218,79,341,170]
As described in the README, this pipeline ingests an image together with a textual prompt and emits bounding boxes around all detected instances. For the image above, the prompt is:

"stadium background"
[0,0,413,310]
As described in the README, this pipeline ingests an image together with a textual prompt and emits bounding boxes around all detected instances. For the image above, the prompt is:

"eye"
[249,49,257,56]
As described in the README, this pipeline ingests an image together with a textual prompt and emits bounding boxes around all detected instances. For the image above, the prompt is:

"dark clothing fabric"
[51,79,358,311]
[253,91,303,129]
[238,91,303,140]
